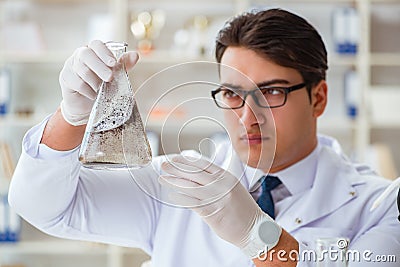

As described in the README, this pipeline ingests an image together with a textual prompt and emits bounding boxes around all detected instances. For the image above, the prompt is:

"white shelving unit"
[0,240,113,255]
[0,240,147,267]
[0,0,399,266]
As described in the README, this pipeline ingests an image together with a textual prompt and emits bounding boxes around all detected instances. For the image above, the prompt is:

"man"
[8,8,399,267]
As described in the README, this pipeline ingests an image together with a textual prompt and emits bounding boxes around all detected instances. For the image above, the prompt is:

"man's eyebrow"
[220,83,242,90]
[221,79,290,89]
[257,79,290,87]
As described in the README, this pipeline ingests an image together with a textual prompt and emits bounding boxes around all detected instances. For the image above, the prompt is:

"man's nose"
[240,96,266,128]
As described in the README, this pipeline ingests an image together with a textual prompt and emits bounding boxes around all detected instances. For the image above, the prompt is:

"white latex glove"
[160,155,282,258]
[59,40,139,126]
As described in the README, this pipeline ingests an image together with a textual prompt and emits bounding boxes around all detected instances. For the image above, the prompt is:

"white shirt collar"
[245,143,321,196]
[271,143,320,195]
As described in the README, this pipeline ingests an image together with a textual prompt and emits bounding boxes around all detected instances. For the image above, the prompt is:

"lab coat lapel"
[280,147,361,232]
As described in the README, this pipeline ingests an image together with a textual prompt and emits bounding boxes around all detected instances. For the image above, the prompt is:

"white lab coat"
[8,119,400,267]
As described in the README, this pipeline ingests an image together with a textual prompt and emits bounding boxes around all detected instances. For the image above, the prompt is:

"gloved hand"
[59,40,139,126]
[160,155,281,258]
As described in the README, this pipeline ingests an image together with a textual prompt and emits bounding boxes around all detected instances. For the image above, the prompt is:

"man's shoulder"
[318,143,391,196]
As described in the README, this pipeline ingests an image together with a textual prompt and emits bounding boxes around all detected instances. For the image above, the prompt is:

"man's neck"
[267,139,318,174]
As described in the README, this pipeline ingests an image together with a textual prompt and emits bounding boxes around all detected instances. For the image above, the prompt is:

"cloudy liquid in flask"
[79,42,152,170]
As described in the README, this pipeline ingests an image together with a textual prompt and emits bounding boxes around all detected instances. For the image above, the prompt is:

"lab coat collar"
[277,146,367,232]
[223,137,324,193]
[220,136,367,232]
[270,143,320,196]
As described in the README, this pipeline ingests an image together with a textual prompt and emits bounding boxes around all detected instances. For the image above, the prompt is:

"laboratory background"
[0,0,399,266]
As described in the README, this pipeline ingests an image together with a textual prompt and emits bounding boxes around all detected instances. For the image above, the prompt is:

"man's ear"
[311,80,328,118]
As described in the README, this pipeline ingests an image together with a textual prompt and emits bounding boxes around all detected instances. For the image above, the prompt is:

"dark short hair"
[215,8,328,96]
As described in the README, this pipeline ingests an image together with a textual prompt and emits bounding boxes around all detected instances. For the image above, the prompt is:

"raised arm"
[8,41,161,249]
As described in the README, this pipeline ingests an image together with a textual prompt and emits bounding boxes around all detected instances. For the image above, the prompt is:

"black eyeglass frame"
[211,82,306,109]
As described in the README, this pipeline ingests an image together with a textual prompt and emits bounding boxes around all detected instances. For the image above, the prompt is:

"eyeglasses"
[211,83,306,109]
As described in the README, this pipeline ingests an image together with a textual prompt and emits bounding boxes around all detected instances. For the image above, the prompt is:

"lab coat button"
[295,218,302,224]
[349,191,356,196]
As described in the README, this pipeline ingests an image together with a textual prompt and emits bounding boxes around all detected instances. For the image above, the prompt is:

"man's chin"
[232,139,274,166]
[237,148,274,171]
[247,157,273,171]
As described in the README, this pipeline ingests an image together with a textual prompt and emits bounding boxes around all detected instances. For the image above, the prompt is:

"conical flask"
[79,41,152,170]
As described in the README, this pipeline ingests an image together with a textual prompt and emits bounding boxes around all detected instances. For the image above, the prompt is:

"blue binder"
[0,193,21,242]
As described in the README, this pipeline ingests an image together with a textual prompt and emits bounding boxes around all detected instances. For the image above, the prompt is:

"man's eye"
[222,89,239,98]
[262,88,285,95]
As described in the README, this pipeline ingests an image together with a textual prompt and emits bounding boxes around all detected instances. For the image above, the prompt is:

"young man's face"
[219,47,327,173]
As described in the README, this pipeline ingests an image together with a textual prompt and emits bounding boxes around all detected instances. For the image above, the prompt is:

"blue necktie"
[256,175,282,219]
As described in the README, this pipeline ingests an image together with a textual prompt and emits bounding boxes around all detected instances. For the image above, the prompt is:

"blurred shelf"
[329,54,357,66]
[252,0,362,3]
[5,50,389,66]
[138,50,213,64]
[329,53,400,68]
[4,50,396,67]
[369,86,400,128]
[371,0,400,3]
[0,114,47,127]
[129,0,235,11]
[0,241,107,255]
[33,0,108,3]
[0,50,213,65]
[370,85,400,90]
[0,50,372,66]
[371,119,400,128]
[370,53,400,66]
[317,116,357,131]
[145,118,223,135]
[0,241,143,255]
[254,0,400,3]
[0,51,70,64]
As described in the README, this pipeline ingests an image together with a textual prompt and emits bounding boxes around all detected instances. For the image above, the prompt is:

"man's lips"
[239,134,269,144]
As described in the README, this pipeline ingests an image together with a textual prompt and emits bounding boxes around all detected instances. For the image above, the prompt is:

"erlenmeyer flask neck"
[105,41,127,60]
